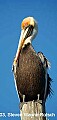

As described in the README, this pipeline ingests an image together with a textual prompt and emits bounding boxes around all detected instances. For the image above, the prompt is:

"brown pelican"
[12,17,52,102]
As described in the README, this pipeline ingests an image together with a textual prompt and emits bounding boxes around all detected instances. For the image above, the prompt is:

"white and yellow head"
[21,17,38,43]
[14,17,38,65]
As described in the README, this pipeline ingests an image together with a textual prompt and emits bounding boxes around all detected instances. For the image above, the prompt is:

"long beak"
[15,27,29,63]
[15,30,24,62]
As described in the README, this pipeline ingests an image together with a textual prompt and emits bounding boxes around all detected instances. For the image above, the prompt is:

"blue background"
[0,0,57,120]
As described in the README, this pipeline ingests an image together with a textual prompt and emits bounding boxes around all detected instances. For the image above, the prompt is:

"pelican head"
[14,17,38,64]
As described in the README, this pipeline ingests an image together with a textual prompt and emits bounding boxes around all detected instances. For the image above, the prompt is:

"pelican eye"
[24,25,34,39]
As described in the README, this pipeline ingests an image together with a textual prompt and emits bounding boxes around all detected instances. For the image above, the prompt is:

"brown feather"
[14,43,46,102]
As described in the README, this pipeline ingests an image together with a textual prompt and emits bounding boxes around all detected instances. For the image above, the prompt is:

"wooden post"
[20,95,46,120]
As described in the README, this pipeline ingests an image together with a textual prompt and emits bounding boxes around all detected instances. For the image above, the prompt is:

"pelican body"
[12,17,51,102]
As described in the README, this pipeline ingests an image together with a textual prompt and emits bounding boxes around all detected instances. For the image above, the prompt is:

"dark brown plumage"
[13,43,52,102]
